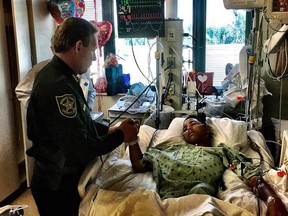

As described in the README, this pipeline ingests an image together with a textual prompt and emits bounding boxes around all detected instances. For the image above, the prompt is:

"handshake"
[113,118,140,145]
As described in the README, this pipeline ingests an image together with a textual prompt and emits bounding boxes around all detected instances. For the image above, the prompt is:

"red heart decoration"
[90,20,113,55]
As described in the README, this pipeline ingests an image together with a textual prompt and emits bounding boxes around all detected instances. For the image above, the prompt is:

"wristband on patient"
[125,136,139,146]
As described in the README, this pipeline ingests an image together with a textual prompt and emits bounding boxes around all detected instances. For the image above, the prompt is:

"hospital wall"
[0,0,54,202]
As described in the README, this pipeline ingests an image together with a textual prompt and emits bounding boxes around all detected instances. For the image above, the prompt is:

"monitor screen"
[267,0,288,23]
[116,0,165,38]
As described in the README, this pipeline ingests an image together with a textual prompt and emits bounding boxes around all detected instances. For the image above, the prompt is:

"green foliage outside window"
[206,11,246,45]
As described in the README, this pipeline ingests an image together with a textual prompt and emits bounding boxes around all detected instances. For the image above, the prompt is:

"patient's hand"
[247,176,288,216]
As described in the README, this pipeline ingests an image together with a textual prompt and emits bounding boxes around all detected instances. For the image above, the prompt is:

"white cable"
[169,46,190,75]
[169,46,204,100]
[147,39,153,81]
[117,95,142,114]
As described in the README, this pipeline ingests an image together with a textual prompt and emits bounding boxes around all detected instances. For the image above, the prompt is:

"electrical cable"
[147,38,164,81]
[277,80,283,142]
[130,38,150,82]
[109,78,156,126]
[263,10,288,80]
[146,129,160,151]
[266,40,288,80]
[162,72,173,106]
[169,46,190,75]
[265,140,282,146]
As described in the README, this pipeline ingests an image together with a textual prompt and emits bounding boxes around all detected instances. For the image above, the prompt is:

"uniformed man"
[26,17,139,216]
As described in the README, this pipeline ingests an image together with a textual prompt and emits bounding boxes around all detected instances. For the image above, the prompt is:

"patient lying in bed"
[129,113,288,216]
[79,114,288,216]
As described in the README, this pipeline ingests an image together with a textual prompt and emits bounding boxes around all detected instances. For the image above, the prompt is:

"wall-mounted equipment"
[266,0,288,24]
[223,0,265,9]
[116,0,165,38]
[160,19,183,110]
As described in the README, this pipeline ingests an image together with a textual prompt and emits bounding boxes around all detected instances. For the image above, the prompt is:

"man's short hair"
[52,17,98,53]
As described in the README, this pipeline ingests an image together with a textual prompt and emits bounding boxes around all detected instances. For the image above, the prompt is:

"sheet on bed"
[88,188,255,216]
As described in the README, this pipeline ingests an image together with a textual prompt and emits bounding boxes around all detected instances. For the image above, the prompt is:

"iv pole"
[153,0,178,129]
[245,8,260,129]
[155,36,161,129]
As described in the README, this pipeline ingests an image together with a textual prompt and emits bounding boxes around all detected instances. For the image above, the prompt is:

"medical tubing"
[162,72,173,104]
[203,100,233,119]
[109,78,156,126]
[249,157,277,171]
[264,20,288,80]
[130,38,150,82]
[146,129,160,151]
[170,46,189,76]
[117,95,142,114]
[277,80,283,142]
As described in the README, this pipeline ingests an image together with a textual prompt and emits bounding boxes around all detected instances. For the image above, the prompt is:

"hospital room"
[2,0,288,215]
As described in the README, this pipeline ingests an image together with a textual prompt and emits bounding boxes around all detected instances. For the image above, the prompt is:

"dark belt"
[36,161,83,175]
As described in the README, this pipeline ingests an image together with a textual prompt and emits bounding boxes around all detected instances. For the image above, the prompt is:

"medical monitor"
[116,0,165,38]
[266,0,288,24]
[223,0,265,9]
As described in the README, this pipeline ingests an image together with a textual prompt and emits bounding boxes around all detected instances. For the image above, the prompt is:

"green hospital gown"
[142,142,262,199]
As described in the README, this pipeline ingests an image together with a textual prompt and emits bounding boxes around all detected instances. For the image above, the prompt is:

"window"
[81,0,102,21]
[178,0,193,77]
[206,0,246,86]
[83,0,248,88]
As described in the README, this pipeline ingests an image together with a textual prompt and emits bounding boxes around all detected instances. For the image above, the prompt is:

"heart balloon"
[90,20,113,55]
[47,0,85,24]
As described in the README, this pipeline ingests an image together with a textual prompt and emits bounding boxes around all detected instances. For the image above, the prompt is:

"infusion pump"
[223,0,265,9]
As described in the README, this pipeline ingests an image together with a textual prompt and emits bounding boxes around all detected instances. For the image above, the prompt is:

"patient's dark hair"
[184,113,214,143]
[185,112,207,125]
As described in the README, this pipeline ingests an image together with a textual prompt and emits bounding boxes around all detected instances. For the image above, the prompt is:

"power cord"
[109,78,156,126]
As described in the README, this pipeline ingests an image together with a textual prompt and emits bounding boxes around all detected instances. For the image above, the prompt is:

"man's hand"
[118,118,140,143]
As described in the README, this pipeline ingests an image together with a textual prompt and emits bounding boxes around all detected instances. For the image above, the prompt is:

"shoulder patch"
[55,94,77,118]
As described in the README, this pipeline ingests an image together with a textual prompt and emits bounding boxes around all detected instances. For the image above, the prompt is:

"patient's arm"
[247,176,288,216]
[129,143,150,173]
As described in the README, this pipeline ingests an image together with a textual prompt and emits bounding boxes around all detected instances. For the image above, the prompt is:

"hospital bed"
[78,117,288,216]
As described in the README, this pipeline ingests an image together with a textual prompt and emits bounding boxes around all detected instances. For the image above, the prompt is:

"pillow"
[140,116,248,150]
[271,117,288,142]
[157,117,185,145]
[138,125,166,150]
[206,117,248,150]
